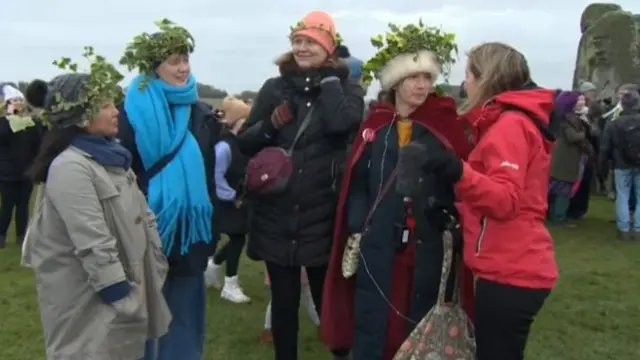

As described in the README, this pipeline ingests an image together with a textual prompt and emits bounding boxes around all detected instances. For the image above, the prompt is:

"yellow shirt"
[397,119,413,147]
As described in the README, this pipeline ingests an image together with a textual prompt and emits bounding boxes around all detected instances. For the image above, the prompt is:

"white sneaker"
[204,259,223,289]
[221,276,251,304]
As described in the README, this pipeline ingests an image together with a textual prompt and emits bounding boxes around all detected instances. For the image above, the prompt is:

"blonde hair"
[462,42,530,113]
[221,96,251,124]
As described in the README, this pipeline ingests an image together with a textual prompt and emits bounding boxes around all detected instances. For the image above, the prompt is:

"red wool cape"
[320,94,476,357]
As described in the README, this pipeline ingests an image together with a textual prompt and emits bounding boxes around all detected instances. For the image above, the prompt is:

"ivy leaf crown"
[361,19,459,89]
[289,20,343,48]
[49,46,124,127]
[119,18,195,80]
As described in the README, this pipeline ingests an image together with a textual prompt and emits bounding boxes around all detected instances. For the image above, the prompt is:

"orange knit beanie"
[290,11,337,54]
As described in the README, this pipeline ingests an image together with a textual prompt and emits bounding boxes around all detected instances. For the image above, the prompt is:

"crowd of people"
[0,9,637,360]
[545,82,640,236]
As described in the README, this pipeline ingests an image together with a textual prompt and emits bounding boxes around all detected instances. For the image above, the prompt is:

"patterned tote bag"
[393,228,476,360]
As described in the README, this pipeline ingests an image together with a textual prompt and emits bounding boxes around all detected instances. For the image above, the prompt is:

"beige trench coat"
[24,146,172,360]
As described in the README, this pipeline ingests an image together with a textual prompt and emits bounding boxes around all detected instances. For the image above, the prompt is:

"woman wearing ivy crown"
[237,10,363,360]
[22,48,171,360]
[117,20,220,360]
[321,23,475,360]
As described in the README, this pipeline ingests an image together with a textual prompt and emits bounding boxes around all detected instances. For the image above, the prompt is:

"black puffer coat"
[238,53,364,267]
[0,116,43,182]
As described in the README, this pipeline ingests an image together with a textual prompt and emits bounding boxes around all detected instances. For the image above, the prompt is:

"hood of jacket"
[465,88,556,152]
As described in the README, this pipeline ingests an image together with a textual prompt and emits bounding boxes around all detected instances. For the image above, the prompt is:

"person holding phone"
[205,96,252,303]
[0,84,43,248]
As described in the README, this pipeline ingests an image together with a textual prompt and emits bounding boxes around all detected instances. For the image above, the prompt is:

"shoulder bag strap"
[138,130,189,191]
[421,123,454,151]
[362,168,398,232]
[286,106,315,155]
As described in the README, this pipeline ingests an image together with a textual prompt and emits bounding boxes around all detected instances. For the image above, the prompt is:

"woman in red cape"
[321,49,475,360]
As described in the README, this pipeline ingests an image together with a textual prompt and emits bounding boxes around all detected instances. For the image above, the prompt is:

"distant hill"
[440,83,464,104]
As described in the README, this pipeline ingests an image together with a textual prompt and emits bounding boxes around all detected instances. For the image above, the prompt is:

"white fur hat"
[2,84,24,101]
[379,50,441,91]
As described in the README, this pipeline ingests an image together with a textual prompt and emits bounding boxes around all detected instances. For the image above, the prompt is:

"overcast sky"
[2,0,639,97]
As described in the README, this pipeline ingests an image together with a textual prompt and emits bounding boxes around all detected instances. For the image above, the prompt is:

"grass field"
[1,197,639,359]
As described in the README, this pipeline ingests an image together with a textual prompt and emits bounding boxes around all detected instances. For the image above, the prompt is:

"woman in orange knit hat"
[237,10,364,360]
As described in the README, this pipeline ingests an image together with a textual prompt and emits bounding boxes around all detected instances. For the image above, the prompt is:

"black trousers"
[213,233,246,277]
[567,165,593,219]
[475,278,550,360]
[0,181,33,238]
[266,262,346,360]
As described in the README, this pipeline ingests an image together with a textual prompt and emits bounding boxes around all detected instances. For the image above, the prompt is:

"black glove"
[424,207,453,232]
[422,147,464,184]
[424,196,460,231]
[318,66,341,81]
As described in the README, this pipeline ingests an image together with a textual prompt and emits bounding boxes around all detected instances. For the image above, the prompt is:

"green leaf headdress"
[119,18,195,79]
[26,46,124,128]
[362,20,458,93]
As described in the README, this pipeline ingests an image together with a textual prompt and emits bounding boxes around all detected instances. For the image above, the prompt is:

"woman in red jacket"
[415,42,559,359]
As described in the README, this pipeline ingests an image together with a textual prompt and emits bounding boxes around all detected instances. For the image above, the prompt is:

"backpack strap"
[502,104,555,142]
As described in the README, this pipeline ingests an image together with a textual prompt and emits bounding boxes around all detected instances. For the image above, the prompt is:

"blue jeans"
[614,169,640,231]
[140,340,157,360]
[147,273,206,360]
[548,193,571,224]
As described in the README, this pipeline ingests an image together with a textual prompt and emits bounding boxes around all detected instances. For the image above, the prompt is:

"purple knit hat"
[555,91,581,117]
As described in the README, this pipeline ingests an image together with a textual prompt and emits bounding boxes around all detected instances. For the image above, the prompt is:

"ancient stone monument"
[573,3,640,99]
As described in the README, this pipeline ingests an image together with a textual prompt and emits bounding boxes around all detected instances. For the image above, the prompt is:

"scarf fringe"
[181,206,214,255]
[157,204,213,255]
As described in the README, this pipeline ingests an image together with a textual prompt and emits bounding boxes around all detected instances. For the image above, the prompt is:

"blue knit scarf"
[124,74,213,255]
[72,134,132,169]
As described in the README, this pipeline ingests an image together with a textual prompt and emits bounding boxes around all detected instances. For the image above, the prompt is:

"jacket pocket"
[100,302,147,357]
[475,216,487,255]
[107,282,147,324]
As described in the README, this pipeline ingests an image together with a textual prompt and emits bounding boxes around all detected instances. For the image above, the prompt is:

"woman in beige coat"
[21,55,171,360]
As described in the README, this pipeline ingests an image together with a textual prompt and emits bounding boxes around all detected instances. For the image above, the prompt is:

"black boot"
[0,235,6,249]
